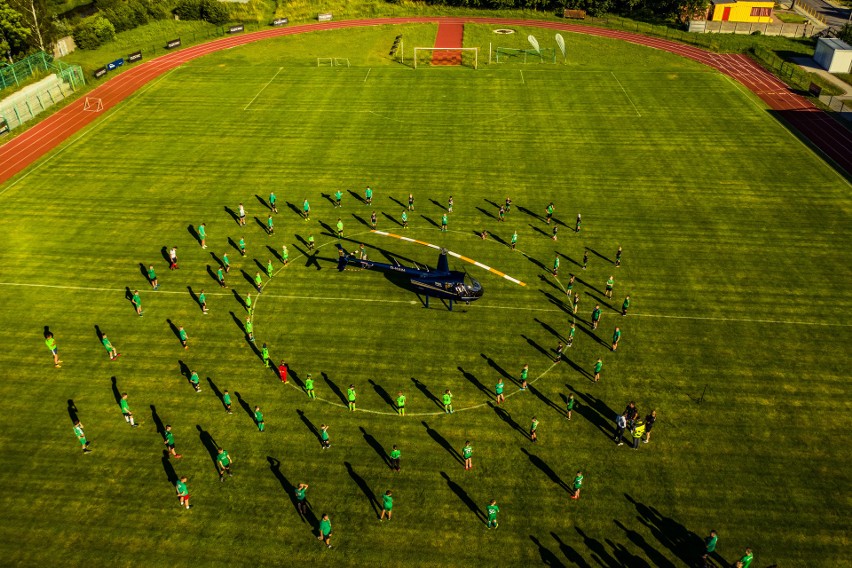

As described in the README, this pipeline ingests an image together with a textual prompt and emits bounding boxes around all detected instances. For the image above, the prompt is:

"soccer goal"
[413,47,478,69]
[317,58,351,67]
[83,97,104,112]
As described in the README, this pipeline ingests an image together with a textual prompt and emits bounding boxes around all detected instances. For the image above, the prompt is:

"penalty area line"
[244,67,283,111]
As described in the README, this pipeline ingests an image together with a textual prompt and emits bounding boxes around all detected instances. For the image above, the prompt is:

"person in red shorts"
[278,361,288,384]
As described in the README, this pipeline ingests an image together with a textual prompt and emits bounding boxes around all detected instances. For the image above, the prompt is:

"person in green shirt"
[462,441,473,470]
[281,245,289,266]
[318,513,332,548]
[552,255,560,276]
[254,272,263,294]
[615,245,622,267]
[179,326,188,350]
[593,358,603,382]
[555,341,564,363]
[307,234,315,250]
[295,483,309,515]
[401,210,408,229]
[217,267,226,289]
[45,333,61,368]
[380,490,394,521]
[571,471,583,500]
[216,447,233,481]
[566,275,575,297]
[567,323,576,347]
[442,389,454,414]
[131,289,142,317]
[336,218,344,239]
[223,389,233,414]
[267,215,274,235]
[198,290,208,314]
[396,391,406,416]
[499,205,506,222]
[245,293,252,315]
[222,252,231,273]
[566,393,575,420]
[591,305,602,330]
[320,424,330,449]
[441,213,448,232]
[572,293,580,314]
[73,421,91,453]
[389,445,401,471]
[102,334,119,360]
[244,317,254,342]
[495,378,505,404]
[269,191,277,213]
[358,243,367,260]
[198,223,207,249]
[302,199,310,221]
[612,327,622,351]
[239,236,246,256]
[520,364,529,390]
[334,189,343,208]
[254,406,265,432]
[510,230,517,250]
[147,265,159,290]
[621,295,630,317]
[119,393,138,427]
[408,193,414,211]
[305,373,316,399]
[175,476,190,509]
[365,186,373,205]
[736,548,753,568]
[261,343,270,367]
[486,499,499,528]
[545,202,554,224]
[347,385,357,411]
[605,276,615,298]
[702,530,718,566]
[163,424,181,458]
[530,416,539,443]
[189,370,201,392]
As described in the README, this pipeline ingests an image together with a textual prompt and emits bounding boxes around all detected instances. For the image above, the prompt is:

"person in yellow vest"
[632,420,645,450]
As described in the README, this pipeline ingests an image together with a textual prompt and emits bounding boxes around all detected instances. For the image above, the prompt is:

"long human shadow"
[296,409,322,447]
[608,539,652,568]
[231,289,247,311]
[541,290,571,315]
[123,286,134,313]
[613,519,675,568]
[344,461,380,516]
[550,532,593,568]
[411,377,443,410]
[420,214,439,228]
[538,274,564,295]
[517,205,544,222]
[475,206,496,220]
[491,232,508,247]
[161,450,178,485]
[67,399,78,424]
[223,206,239,224]
[624,493,704,567]
[490,402,530,440]
[138,262,149,284]
[348,189,365,204]
[529,535,565,567]
[209,251,224,269]
[566,383,615,436]
[534,318,565,343]
[382,211,403,227]
[268,456,317,526]
[585,290,617,313]
[573,275,605,297]
[150,404,165,437]
[557,252,582,267]
[575,527,621,568]
[368,379,396,411]
[292,244,321,271]
[526,254,550,273]
[177,359,191,382]
[321,372,347,405]
[186,286,202,312]
[440,471,485,523]
[457,366,492,399]
[240,269,255,287]
[255,194,271,211]
[110,376,121,407]
[351,213,370,228]
[187,223,199,245]
[359,426,391,468]
[196,424,220,474]
[160,246,171,267]
[317,220,335,238]
[429,198,446,211]
[528,384,564,416]
[227,237,240,255]
[165,318,182,345]
[253,258,266,274]
[574,323,609,348]
[560,355,592,382]
[587,247,613,264]
[266,245,283,263]
[388,195,406,209]
[234,392,256,425]
[207,377,227,410]
[521,448,569,492]
[285,201,302,219]
[521,334,553,361]
[287,367,304,389]
[422,421,463,464]
[206,264,219,285]
[480,353,516,385]
[529,224,550,238]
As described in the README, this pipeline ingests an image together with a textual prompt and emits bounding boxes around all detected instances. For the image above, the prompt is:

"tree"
[8,0,55,52]
[0,0,31,60]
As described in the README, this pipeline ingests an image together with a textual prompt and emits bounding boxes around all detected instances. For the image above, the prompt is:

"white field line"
[243,67,283,110]
[364,68,371,82]
[611,71,641,117]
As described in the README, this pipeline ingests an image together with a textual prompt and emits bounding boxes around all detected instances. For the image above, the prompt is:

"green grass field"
[1,24,850,567]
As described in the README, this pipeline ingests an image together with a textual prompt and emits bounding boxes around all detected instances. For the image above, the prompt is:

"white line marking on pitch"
[611,71,641,117]
[520,69,525,85]
[364,68,371,82]
[243,67,283,111]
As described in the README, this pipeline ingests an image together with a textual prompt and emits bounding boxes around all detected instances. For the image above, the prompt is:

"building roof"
[817,38,852,51]
[711,0,773,4]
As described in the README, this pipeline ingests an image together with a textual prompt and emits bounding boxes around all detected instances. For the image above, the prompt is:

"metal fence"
[0,66,86,131]
[699,20,815,37]
[818,94,852,120]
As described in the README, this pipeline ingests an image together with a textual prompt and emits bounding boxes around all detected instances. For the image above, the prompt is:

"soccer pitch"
[0,23,850,566]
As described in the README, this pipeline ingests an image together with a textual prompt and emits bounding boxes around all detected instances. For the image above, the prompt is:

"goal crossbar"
[413,47,478,69]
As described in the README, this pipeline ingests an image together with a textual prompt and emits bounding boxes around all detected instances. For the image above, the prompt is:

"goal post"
[413,47,478,69]
[83,97,103,112]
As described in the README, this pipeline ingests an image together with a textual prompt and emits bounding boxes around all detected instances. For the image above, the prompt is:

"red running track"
[2,16,850,185]
[432,22,465,66]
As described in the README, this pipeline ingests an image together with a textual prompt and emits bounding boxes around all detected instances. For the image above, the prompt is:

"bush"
[174,0,230,25]
[73,15,116,50]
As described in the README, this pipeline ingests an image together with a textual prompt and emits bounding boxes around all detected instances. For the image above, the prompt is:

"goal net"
[413,48,478,69]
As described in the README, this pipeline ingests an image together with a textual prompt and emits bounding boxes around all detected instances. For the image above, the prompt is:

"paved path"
[1,17,850,186]
[796,0,852,28]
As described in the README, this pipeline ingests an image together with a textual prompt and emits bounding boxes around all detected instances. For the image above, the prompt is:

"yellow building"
[708,0,774,22]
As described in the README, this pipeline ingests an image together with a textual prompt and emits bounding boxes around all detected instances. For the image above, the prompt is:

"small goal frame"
[413,47,478,69]
[83,97,103,112]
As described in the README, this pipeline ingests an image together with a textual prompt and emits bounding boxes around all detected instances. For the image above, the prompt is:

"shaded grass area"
[0,28,850,566]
